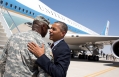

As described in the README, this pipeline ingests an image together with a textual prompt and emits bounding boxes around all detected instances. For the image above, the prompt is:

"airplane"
[0,0,119,61]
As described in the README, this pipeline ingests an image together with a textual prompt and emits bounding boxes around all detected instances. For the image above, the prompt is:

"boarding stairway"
[0,6,16,56]
[0,22,8,55]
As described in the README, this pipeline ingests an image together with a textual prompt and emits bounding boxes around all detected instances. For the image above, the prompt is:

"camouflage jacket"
[0,30,53,77]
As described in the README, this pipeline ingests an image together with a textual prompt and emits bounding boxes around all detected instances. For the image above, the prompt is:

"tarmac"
[67,56,119,77]
[0,54,119,77]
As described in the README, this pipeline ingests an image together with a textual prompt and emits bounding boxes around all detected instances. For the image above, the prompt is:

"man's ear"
[61,31,66,37]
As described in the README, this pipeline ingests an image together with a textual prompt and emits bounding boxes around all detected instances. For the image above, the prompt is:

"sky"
[40,0,119,54]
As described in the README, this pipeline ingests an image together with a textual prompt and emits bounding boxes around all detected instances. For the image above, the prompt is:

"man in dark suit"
[28,21,71,77]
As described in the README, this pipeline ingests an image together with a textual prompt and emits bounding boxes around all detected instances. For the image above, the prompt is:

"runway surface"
[67,57,119,77]
[0,54,119,77]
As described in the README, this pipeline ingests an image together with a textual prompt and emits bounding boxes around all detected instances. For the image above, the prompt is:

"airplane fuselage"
[0,0,99,35]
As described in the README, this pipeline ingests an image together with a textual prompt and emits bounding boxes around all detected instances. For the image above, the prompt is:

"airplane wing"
[64,34,119,45]
[65,34,119,60]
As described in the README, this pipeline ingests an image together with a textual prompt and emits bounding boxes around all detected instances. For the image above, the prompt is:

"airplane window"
[29,11,31,14]
[22,9,25,12]
[33,13,35,15]
[72,35,74,37]
[76,35,79,37]
[0,1,3,4]
[5,2,8,6]
[14,6,17,9]
[10,4,13,7]
[19,7,21,10]
[26,10,28,13]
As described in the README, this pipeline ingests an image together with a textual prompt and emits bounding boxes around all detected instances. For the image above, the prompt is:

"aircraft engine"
[111,40,119,58]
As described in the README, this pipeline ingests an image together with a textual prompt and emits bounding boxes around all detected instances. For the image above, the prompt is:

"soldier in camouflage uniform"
[0,16,53,77]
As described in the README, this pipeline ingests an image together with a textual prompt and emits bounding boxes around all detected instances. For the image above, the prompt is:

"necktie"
[51,43,54,48]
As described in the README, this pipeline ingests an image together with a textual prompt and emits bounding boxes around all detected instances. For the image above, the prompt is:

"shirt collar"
[52,38,63,48]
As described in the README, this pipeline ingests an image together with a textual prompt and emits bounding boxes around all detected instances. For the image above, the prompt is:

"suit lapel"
[52,40,64,52]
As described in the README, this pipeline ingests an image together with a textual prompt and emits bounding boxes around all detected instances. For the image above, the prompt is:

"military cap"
[34,15,50,28]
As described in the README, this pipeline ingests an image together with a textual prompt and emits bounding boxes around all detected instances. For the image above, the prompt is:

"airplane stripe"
[1,0,90,34]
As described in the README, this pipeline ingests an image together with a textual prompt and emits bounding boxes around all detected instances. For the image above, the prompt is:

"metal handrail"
[0,5,20,32]
[9,23,14,29]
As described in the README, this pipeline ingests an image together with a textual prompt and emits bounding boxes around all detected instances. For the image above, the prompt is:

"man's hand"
[27,42,45,58]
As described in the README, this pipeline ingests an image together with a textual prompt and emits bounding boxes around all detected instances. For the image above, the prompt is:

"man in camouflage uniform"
[0,16,53,77]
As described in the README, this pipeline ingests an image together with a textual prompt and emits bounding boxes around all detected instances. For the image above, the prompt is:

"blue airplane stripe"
[1,0,89,34]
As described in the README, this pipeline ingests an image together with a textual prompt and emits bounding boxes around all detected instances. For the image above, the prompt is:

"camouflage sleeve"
[0,35,13,63]
[0,35,14,76]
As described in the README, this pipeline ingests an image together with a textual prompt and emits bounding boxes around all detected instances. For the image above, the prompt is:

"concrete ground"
[0,54,119,77]
[67,57,119,77]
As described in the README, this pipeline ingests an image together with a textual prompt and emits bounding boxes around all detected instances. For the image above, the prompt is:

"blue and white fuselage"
[0,0,99,35]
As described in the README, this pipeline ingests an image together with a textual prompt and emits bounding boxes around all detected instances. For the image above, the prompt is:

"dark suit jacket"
[36,40,71,77]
